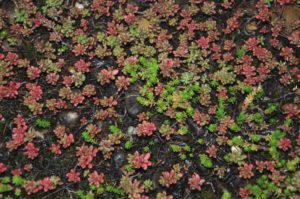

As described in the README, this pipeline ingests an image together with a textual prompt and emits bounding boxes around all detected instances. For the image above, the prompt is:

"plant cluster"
[0,0,299,198]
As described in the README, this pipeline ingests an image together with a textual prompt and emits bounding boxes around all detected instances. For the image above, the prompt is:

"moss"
[0,122,7,136]
[197,187,218,199]
[21,42,36,60]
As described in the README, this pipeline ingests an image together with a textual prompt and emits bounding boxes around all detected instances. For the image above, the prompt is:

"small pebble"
[113,151,125,168]
[125,91,144,117]
[127,126,137,135]
[59,111,79,129]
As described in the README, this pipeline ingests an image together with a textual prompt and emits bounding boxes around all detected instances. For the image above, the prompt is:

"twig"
[42,183,75,199]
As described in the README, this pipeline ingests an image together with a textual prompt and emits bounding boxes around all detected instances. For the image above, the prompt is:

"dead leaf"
[137,17,150,31]
[29,127,47,140]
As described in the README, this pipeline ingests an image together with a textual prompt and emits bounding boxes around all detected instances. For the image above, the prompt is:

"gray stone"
[105,83,117,96]
[91,59,106,67]
[113,151,125,168]
[125,91,144,117]
[96,120,111,134]
[127,126,136,136]
[231,145,242,154]
[151,171,162,190]
[59,111,80,129]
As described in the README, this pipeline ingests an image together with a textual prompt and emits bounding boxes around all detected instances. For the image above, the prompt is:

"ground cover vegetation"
[0,0,299,198]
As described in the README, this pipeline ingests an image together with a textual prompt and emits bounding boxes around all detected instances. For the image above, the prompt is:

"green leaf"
[200,154,213,168]
[109,125,121,134]
[237,112,246,125]
[0,184,10,193]
[208,124,217,132]
[36,119,50,128]
[82,131,98,144]
[237,49,246,57]
[12,176,24,186]
[197,139,204,144]
[221,191,231,199]
[2,177,10,184]
[125,141,133,149]
[229,124,240,132]
[232,136,243,146]
[15,9,28,23]
[144,179,153,190]
[171,145,180,152]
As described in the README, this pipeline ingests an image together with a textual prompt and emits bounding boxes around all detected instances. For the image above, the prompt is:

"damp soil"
[0,0,299,199]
